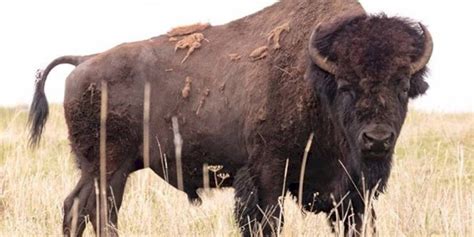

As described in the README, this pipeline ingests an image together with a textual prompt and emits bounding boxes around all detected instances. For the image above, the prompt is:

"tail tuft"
[28,72,49,148]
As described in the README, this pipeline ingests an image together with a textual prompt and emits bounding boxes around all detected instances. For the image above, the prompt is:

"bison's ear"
[408,23,432,99]
[408,71,429,98]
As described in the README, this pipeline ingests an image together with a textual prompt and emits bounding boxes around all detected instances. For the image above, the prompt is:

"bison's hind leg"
[63,172,95,236]
[63,158,138,237]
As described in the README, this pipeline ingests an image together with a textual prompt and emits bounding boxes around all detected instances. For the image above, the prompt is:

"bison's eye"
[395,77,410,100]
[399,84,410,100]
[337,80,352,92]
[402,87,409,94]
[339,86,356,100]
[336,79,356,100]
[336,79,351,90]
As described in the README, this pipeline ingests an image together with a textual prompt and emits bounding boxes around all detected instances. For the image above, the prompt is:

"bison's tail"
[28,54,97,148]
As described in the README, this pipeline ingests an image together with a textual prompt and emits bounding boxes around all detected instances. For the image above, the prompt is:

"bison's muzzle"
[359,124,396,158]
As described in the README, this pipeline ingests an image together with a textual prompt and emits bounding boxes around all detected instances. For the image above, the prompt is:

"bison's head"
[308,15,433,160]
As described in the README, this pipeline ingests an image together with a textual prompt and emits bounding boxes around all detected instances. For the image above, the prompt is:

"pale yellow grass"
[0,106,472,236]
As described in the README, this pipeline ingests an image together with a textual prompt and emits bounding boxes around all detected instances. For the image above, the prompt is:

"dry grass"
[0,105,472,236]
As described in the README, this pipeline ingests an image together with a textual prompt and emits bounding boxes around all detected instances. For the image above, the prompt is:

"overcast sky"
[0,0,472,112]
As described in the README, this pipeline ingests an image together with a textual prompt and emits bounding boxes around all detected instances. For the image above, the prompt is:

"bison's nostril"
[362,132,371,141]
[362,132,374,147]
[383,133,395,148]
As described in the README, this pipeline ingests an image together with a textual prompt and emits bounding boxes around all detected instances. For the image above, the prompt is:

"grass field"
[0,105,472,236]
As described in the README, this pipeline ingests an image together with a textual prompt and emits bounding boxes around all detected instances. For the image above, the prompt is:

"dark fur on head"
[315,14,430,93]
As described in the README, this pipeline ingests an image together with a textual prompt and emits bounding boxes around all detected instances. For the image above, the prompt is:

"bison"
[28,0,432,236]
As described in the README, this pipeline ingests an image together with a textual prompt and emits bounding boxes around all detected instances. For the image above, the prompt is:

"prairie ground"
[0,105,472,236]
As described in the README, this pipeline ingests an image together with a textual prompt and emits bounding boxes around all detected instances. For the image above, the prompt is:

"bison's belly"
[150,113,249,189]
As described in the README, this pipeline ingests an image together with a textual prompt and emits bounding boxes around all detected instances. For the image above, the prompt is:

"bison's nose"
[359,126,395,154]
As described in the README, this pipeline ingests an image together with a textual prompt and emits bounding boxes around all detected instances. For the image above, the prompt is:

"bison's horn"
[410,23,433,74]
[308,24,338,75]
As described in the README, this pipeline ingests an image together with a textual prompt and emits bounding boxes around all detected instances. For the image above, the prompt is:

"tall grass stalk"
[172,116,184,191]
[99,80,108,236]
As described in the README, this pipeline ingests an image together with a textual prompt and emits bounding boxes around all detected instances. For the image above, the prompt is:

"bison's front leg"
[234,156,286,236]
[327,192,377,236]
